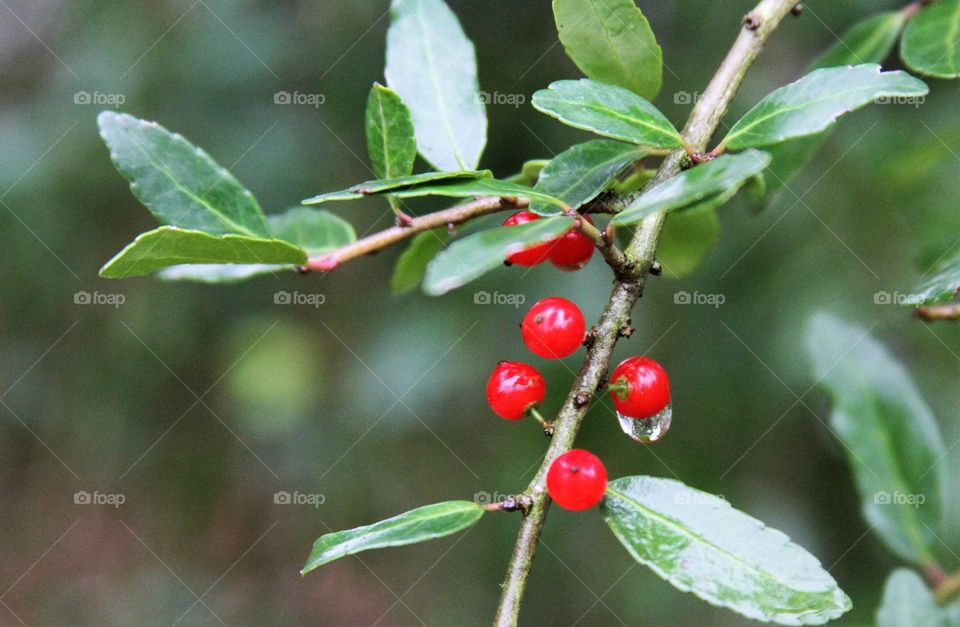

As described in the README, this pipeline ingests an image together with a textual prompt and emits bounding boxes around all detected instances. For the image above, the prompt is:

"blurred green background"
[1,0,959,625]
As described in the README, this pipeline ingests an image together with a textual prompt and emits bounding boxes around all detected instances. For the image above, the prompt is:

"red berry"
[521,297,586,359]
[546,449,607,511]
[548,215,595,271]
[609,356,670,419]
[486,361,546,420]
[503,211,553,266]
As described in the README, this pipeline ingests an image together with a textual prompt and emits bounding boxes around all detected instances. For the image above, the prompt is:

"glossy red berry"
[503,211,552,266]
[521,297,586,359]
[546,449,608,511]
[609,356,670,419]
[486,361,546,420]
[548,215,595,271]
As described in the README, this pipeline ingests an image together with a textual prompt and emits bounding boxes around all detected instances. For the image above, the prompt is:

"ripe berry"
[608,356,670,419]
[503,211,552,266]
[548,215,595,271]
[521,297,586,359]
[546,449,608,511]
[486,361,546,420]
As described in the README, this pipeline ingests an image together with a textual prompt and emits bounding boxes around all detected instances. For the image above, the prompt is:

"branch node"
[743,12,762,30]
[650,260,662,276]
[618,321,635,339]
[791,3,803,16]
[573,392,591,408]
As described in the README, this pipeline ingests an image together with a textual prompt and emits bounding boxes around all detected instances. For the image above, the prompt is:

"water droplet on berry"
[616,403,672,443]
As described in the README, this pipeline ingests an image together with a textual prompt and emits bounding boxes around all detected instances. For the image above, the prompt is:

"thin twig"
[493,1,802,624]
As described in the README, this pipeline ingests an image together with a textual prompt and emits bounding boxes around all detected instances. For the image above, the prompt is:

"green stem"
[493,1,802,625]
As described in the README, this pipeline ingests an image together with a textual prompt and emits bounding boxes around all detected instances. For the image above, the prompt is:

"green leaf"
[386,178,566,209]
[721,65,929,151]
[656,208,720,279]
[610,150,771,226]
[385,0,487,171]
[301,501,483,575]
[269,207,356,256]
[100,227,306,279]
[806,313,947,564]
[156,208,356,283]
[876,569,943,627]
[532,140,646,215]
[423,217,573,295]
[902,0,960,79]
[913,250,960,305]
[811,12,907,70]
[303,170,491,205]
[552,0,662,99]
[97,111,270,238]
[366,83,417,212]
[391,229,449,295]
[532,79,682,148]
[507,159,550,186]
[749,133,829,211]
[603,476,851,625]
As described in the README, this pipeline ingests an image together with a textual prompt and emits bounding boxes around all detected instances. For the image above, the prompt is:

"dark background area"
[1,1,959,625]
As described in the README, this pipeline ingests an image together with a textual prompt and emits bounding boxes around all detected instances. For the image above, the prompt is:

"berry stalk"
[494,1,802,624]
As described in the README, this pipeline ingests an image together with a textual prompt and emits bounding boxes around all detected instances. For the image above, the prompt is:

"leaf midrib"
[546,96,679,144]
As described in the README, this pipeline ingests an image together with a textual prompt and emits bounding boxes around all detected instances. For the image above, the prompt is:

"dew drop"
[617,403,672,443]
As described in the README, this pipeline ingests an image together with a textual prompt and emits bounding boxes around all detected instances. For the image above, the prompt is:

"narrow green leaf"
[532,79,683,148]
[423,217,573,295]
[722,65,929,151]
[506,159,550,186]
[157,264,285,284]
[610,150,771,226]
[387,178,566,208]
[303,170,491,205]
[913,250,960,305]
[366,83,417,212]
[811,12,907,70]
[876,569,943,627]
[532,140,646,216]
[603,476,851,625]
[552,0,662,99]
[391,229,449,295]
[100,227,306,279]
[269,207,356,256]
[98,111,270,238]
[301,501,483,574]
[656,207,721,279]
[806,313,947,564]
[902,0,960,79]
[385,0,487,171]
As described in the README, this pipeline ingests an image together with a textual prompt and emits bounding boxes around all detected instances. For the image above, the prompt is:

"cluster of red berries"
[484,296,672,511]
[503,211,594,271]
